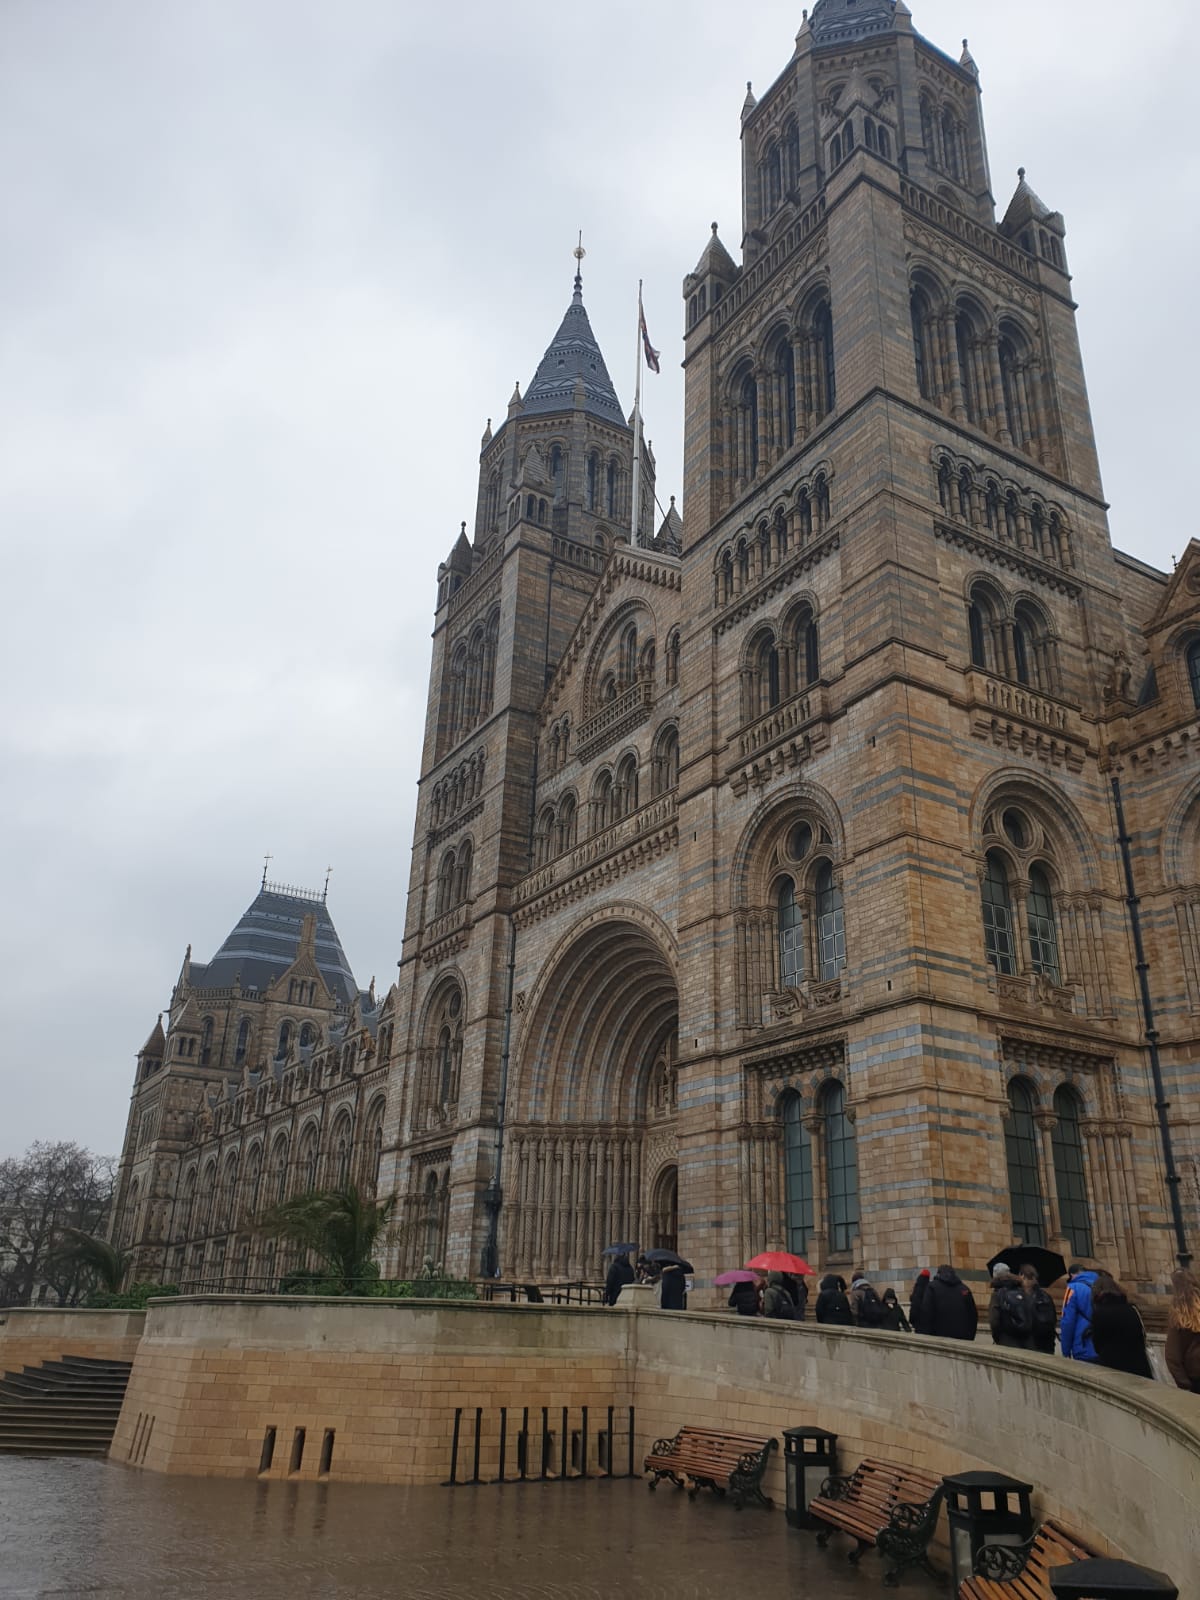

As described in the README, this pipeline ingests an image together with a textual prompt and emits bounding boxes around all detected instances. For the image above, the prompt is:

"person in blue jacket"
[1060,1264,1100,1361]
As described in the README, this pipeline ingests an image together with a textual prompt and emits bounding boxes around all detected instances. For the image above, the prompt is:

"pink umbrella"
[714,1269,761,1286]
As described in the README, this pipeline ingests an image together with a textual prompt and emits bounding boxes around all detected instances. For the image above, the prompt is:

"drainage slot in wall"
[319,1428,335,1475]
[138,1415,155,1466]
[289,1426,306,1474]
[259,1426,277,1474]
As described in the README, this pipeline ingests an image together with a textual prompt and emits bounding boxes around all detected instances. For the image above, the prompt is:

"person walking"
[913,1264,978,1340]
[848,1271,885,1328]
[603,1252,635,1306]
[729,1273,763,1316]
[1166,1269,1200,1392]
[1060,1263,1100,1363]
[763,1271,796,1320]
[879,1288,911,1332]
[658,1263,687,1310]
[909,1267,931,1329]
[1089,1272,1153,1379]
[781,1271,809,1321]
[1018,1266,1058,1355]
[815,1273,854,1326]
[988,1262,1034,1349]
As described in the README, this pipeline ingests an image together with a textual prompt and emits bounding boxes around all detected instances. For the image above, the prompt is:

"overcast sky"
[2,1,1195,1161]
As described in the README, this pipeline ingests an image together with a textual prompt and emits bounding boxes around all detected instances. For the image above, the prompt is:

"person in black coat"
[1091,1272,1154,1379]
[913,1264,978,1340]
[780,1272,809,1321]
[879,1288,911,1332]
[603,1253,635,1306]
[909,1268,931,1328]
[729,1276,762,1316]
[659,1265,687,1310]
[814,1273,854,1326]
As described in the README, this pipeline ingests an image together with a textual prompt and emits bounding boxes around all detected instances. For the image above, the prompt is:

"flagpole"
[631,279,643,546]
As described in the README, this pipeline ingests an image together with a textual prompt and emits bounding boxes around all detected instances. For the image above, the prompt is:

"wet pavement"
[0,1456,945,1598]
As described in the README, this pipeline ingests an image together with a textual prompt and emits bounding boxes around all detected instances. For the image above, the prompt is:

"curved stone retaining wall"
[109,1297,1200,1585]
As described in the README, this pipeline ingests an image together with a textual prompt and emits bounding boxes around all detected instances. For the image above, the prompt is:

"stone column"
[1034,1111,1064,1244]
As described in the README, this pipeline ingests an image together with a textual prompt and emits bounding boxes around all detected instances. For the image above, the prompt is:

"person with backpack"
[1060,1264,1100,1362]
[781,1271,809,1321]
[879,1288,911,1332]
[1019,1265,1058,1355]
[762,1271,796,1320]
[814,1273,854,1326]
[988,1262,1034,1349]
[913,1264,979,1340]
[849,1272,885,1329]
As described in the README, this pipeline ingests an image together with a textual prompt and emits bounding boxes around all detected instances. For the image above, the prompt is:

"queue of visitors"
[720,1255,1200,1392]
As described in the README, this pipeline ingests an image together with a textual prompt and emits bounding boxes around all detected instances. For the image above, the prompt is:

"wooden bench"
[644,1425,777,1510]
[811,1457,945,1586]
[959,1519,1097,1598]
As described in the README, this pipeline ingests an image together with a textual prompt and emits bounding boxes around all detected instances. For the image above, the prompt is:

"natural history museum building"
[113,0,1199,1296]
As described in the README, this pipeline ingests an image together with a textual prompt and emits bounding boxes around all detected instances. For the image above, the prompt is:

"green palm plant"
[54,1229,131,1297]
[255,1186,395,1294]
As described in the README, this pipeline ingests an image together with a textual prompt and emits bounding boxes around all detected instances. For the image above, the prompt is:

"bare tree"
[0,1142,116,1306]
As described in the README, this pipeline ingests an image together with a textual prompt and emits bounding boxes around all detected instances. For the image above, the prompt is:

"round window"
[788,822,814,861]
[1002,808,1029,849]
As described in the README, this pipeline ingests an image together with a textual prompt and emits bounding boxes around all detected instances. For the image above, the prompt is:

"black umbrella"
[644,1248,695,1273]
[987,1246,1067,1286]
[602,1243,639,1256]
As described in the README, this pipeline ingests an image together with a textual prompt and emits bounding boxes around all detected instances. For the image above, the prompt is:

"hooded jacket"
[729,1279,761,1316]
[814,1274,854,1326]
[603,1257,635,1305]
[763,1271,795,1320]
[988,1272,1034,1348]
[1091,1292,1153,1379]
[914,1265,978,1340]
[1060,1270,1099,1361]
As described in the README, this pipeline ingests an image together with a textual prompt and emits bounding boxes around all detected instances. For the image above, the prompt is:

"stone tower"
[381,269,659,1274]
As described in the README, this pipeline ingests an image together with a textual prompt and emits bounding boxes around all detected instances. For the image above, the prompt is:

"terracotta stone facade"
[114,0,1199,1294]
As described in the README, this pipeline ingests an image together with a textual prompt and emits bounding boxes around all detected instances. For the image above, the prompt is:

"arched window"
[1187,640,1200,709]
[910,290,930,399]
[751,633,781,715]
[606,459,618,518]
[615,753,639,819]
[1013,602,1052,692]
[299,1126,319,1194]
[1027,866,1060,983]
[823,1081,860,1254]
[271,1137,289,1203]
[1004,1081,1045,1245]
[777,878,804,988]
[969,603,987,668]
[556,792,577,853]
[652,725,680,796]
[981,851,1016,975]
[200,1016,214,1066]
[920,94,937,167]
[815,861,845,981]
[591,770,613,833]
[454,840,473,904]
[620,623,638,689]
[436,850,456,915]
[423,1170,446,1266]
[275,1021,292,1061]
[998,329,1024,447]
[299,1022,316,1050]
[777,341,796,449]
[534,806,555,867]
[1052,1087,1093,1258]
[813,301,836,418]
[665,628,680,688]
[234,1017,250,1066]
[586,452,598,511]
[550,445,565,502]
[781,1093,813,1252]
[803,615,820,686]
[877,124,891,161]
[741,373,759,479]
[332,1116,353,1190]
[956,309,983,426]
[245,1146,263,1220]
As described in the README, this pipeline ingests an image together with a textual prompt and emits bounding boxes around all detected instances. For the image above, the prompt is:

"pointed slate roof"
[809,0,897,46]
[692,222,738,283]
[522,272,627,427]
[1001,168,1053,233]
[188,886,358,1004]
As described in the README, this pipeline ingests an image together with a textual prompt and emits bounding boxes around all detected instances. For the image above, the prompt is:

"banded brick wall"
[0,1308,147,1373]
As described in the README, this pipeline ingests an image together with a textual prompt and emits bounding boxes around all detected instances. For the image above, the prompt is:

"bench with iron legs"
[644,1425,777,1510]
[811,1456,945,1587]
[959,1519,1097,1598]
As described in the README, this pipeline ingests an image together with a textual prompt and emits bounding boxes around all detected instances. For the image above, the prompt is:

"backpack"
[765,1285,796,1320]
[856,1285,884,1327]
[1030,1287,1056,1338]
[998,1286,1034,1339]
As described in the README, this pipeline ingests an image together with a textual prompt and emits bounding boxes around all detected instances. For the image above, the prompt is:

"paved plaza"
[0,1456,944,1598]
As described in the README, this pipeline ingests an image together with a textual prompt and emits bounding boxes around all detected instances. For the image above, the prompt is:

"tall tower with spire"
[383,264,660,1273]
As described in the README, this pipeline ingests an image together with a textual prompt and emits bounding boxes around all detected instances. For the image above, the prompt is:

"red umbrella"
[745,1251,814,1275]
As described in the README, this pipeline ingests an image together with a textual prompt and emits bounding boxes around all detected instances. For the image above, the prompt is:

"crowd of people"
[721,1259,1200,1392]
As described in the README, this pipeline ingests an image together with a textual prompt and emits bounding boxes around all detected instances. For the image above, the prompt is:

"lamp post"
[781,1426,838,1528]
[1049,1559,1178,1600]
[942,1471,1035,1588]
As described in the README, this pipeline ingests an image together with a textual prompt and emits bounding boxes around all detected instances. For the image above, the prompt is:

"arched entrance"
[649,1164,678,1253]
[506,912,678,1279]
